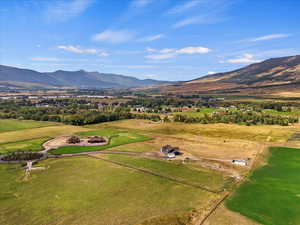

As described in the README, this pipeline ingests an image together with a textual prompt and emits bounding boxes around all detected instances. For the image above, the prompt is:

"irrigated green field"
[0,119,58,133]
[0,138,48,154]
[0,157,219,225]
[226,147,300,225]
[50,128,152,154]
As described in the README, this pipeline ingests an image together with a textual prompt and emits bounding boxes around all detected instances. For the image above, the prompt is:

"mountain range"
[1,55,300,95]
[159,55,300,95]
[0,65,172,90]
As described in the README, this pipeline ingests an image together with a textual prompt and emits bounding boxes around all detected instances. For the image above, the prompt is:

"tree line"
[173,111,298,126]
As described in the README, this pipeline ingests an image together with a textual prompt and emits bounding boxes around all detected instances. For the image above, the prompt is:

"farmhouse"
[67,136,81,144]
[135,107,147,112]
[161,145,181,158]
[88,136,106,143]
[232,159,247,166]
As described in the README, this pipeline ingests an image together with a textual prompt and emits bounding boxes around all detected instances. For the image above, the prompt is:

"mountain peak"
[0,65,172,90]
[160,55,300,95]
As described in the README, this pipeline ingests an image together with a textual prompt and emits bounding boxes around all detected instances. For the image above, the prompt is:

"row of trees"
[173,111,299,126]
[0,100,162,125]
[1,152,44,161]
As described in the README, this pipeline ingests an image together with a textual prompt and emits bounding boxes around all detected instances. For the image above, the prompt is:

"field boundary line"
[88,155,222,194]
[198,193,229,225]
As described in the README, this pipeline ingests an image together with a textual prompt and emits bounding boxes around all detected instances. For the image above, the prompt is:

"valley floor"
[0,119,300,225]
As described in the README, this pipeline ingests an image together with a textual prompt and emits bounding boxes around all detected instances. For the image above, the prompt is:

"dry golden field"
[89,119,299,163]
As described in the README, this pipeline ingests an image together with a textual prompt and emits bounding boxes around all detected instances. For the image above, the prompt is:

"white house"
[232,159,247,166]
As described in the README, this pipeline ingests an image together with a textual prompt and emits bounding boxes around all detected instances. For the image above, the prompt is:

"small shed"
[88,136,106,143]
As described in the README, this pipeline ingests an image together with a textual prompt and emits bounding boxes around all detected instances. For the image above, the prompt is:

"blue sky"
[1,0,300,81]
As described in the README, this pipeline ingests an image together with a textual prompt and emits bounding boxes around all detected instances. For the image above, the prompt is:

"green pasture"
[0,119,58,133]
[106,154,225,191]
[0,138,48,154]
[226,147,300,225]
[0,157,216,225]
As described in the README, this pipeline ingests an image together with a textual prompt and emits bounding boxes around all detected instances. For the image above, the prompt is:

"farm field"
[50,128,152,154]
[1,118,300,224]
[101,119,298,142]
[0,125,90,144]
[226,147,300,225]
[0,157,220,225]
[0,119,58,133]
[0,138,48,154]
[85,119,300,162]
[101,154,226,191]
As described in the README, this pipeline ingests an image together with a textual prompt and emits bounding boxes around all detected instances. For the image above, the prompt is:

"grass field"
[101,119,297,142]
[263,109,300,117]
[0,125,90,144]
[50,128,152,154]
[0,119,58,133]
[0,157,219,225]
[0,138,49,154]
[173,108,222,117]
[103,154,225,191]
[226,147,300,225]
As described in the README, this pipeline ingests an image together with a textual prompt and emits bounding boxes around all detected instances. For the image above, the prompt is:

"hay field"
[0,119,58,133]
[87,119,298,161]
[103,119,297,142]
[0,157,220,225]
[0,125,90,144]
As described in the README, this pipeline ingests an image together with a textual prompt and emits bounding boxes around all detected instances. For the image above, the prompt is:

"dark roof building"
[67,136,81,144]
[88,136,106,143]
[160,145,181,158]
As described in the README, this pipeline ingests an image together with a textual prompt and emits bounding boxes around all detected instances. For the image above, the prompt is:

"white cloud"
[167,0,201,14]
[160,48,175,53]
[173,16,204,28]
[92,30,135,44]
[57,45,108,56]
[176,46,211,54]
[226,53,259,64]
[146,46,211,60]
[208,71,216,75]
[249,34,291,42]
[99,52,109,57]
[171,0,234,28]
[145,47,157,53]
[139,34,165,42]
[30,57,60,62]
[45,0,94,21]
